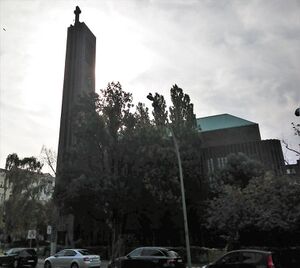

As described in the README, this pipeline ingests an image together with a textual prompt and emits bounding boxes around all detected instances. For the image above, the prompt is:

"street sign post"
[27,230,36,248]
[27,230,36,239]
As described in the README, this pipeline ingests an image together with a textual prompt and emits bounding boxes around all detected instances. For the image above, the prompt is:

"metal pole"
[170,128,192,268]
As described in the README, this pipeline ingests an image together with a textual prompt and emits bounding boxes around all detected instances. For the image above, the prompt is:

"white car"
[44,249,101,268]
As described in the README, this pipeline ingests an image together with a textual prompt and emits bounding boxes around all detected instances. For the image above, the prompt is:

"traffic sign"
[47,225,52,235]
[27,230,36,239]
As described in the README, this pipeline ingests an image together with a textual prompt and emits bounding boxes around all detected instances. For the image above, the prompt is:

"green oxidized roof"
[197,113,257,132]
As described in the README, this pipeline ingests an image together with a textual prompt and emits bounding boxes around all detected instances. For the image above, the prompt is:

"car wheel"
[45,250,50,257]
[71,263,79,268]
[44,261,52,268]
[13,260,19,268]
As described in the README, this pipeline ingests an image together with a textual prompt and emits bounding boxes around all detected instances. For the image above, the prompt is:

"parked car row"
[44,247,183,268]
[0,247,299,268]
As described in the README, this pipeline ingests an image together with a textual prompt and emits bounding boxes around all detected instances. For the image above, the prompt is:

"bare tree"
[40,145,57,176]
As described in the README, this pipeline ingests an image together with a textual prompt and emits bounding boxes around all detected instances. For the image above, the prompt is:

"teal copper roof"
[197,114,257,132]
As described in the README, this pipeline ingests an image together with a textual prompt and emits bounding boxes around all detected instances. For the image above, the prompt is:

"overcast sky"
[0,0,299,172]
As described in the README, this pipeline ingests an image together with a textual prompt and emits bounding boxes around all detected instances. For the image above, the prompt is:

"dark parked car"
[201,249,276,268]
[108,247,184,268]
[201,248,300,268]
[0,248,37,268]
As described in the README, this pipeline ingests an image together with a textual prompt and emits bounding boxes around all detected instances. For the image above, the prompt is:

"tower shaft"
[57,7,96,174]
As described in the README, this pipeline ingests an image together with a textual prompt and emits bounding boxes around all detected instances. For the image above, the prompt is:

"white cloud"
[0,0,299,168]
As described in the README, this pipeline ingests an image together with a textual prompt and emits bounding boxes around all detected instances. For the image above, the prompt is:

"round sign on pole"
[27,230,36,240]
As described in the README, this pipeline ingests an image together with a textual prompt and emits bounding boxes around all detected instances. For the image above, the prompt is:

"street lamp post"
[169,128,192,268]
[147,94,192,268]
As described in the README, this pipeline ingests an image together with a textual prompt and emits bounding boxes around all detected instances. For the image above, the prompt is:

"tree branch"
[282,140,300,155]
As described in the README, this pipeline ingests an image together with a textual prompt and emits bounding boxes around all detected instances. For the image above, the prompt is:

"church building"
[197,113,285,177]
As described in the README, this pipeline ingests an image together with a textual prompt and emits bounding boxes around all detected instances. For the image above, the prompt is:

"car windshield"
[128,248,143,257]
[6,248,22,255]
[5,249,14,254]
[25,249,36,255]
[19,249,36,257]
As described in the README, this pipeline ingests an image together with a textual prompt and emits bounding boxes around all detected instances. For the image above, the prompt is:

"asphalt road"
[37,259,110,268]
[37,259,202,268]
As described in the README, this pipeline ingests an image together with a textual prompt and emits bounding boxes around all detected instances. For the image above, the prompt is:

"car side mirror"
[54,254,59,258]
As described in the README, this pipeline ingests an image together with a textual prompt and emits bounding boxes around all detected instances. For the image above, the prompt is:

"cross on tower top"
[74,6,81,24]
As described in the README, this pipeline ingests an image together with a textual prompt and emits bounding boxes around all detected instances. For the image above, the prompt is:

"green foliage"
[206,185,247,241]
[5,153,43,172]
[135,103,150,128]
[169,84,197,137]
[147,92,168,126]
[205,173,300,245]
[55,82,208,249]
[213,153,265,189]
[99,81,134,140]
[4,154,52,240]
[244,174,300,231]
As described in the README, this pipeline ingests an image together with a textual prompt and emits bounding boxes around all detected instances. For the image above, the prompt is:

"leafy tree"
[244,174,300,232]
[206,184,245,248]
[147,86,205,244]
[169,84,197,137]
[146,93,168,127]
[4,154,53,241]
[206,173,300,247]
[55,82,208,250]
[99,81,134,141]
[212,153,265,189]
[54,83,145,253]
[135,103,150,127]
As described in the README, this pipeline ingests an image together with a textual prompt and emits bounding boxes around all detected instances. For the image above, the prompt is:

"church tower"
[57,6,96,174]
[55,7,96,248]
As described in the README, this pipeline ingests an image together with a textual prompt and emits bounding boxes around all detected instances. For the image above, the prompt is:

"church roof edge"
[197,113,258,132]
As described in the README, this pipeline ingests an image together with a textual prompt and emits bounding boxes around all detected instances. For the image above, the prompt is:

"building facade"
[197,114,286,177]
[286,159,300,176]
[0,169,7,204]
